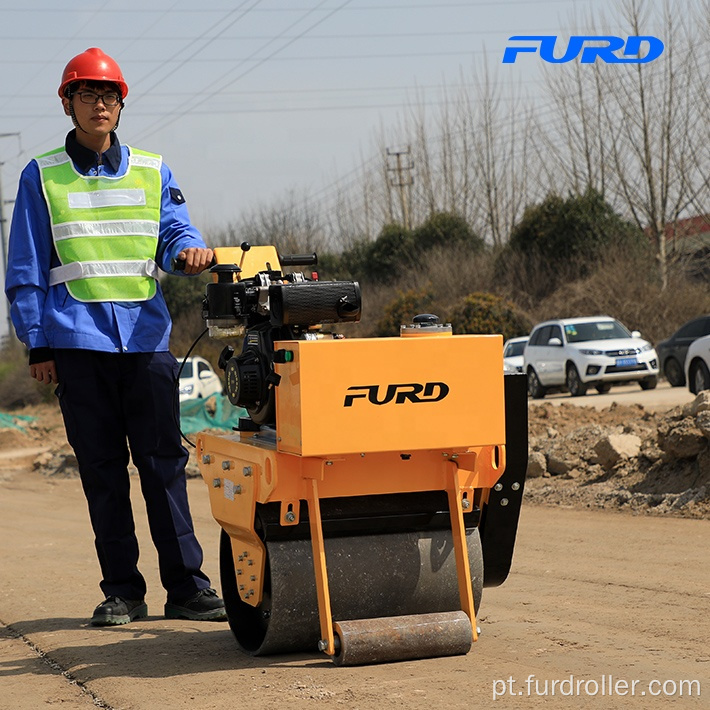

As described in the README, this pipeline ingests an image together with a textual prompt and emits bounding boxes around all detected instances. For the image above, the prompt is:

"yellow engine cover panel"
[213,245,281,279]
[274,335,505,456]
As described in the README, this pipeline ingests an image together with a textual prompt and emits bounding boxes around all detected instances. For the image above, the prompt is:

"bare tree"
[541,50,608,196]
[251,0,706,274]
[468,61,536,247]
[545,0,707,289]
[324,60,537,248]
[684,0,710,222]
[210,189,328,254]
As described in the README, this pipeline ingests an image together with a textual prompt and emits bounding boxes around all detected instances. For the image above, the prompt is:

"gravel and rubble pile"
[2,394,710,519]
[525,391,710,518]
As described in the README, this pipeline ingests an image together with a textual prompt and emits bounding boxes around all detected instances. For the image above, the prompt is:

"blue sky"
[0,0,632,231]
[0,0,676,337]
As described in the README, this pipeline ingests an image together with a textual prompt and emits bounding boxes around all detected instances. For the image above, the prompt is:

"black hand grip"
[171,256,217,272]
[279,252,318,267]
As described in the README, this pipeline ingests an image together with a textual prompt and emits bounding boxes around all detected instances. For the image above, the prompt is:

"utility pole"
[0,133,21,343]
[386,146,414,230]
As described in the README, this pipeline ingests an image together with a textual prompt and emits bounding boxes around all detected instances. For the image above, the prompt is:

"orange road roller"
[195,243,528,665]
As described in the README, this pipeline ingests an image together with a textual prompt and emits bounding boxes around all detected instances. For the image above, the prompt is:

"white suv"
[178,356,223,402]
[503,336,529,374]
[524,316,659,398]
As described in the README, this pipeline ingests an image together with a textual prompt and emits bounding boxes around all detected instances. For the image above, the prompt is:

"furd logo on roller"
[502,35,664,64]
[343,383,450,407]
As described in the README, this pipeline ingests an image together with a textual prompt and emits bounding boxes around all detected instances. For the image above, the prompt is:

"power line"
[117,1,183,57]
[3,61,705,177]
[128,1,263,100]
[5,0,113,105]
[132,0,355,145]
[0,49,504,65]
[0,78,549,101]
[301,60,710,221]
[0,28,576,42]
[0,0,117,159]
[0,1,594,13]
[4,1,264,167]
[0,0,701,222]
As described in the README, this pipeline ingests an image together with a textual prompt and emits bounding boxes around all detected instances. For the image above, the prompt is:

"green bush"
[412,211,483,252]
[508,189,643,262]
[447,292,531,341]
[341,223,415,284]
[312,251,347,280]
[499,189,647,299]
[339,212,481,285]
[374,287,435,337]
[160,272,210,323]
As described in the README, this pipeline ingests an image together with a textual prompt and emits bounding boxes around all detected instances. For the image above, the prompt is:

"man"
[5,48,226,627]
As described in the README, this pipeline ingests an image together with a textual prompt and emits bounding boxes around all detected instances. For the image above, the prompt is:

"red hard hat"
[58,47,128,99]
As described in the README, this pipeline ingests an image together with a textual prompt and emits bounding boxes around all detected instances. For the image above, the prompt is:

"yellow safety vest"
[36,145,162,302]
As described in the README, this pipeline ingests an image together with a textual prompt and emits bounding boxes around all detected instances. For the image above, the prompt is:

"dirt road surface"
[1,386,708,709]
[528,379,696,411]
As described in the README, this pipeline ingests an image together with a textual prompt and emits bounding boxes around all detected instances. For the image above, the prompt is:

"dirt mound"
[525,392,710,518]
[3,395,709,518]
[0,428,35,450]
[0,402,199,478]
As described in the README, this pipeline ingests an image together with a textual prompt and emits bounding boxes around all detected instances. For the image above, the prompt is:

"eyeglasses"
[75,91,121,107]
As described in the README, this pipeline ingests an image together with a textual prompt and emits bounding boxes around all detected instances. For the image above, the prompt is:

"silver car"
[685,334,710,394]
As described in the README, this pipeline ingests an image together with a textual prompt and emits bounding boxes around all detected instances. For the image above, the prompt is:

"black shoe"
[164,588,227,621]
[90,596,147,626]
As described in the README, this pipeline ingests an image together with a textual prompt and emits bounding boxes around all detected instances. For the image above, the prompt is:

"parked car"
[503,336,529,374]
[685,334,710,394]
[523,316,659,398]
[178,356,223,402]
[656,315,710,387]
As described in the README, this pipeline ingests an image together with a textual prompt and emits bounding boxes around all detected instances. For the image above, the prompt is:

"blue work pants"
[54,349,210,602]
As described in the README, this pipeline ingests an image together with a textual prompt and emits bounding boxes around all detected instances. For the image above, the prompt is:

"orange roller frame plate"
[274,335,506,457]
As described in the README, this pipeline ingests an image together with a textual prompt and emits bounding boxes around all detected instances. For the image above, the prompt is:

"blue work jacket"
[5,131,206,356]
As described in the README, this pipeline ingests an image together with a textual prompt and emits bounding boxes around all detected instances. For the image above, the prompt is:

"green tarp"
[179,394,247,434]
[0,412,37,430]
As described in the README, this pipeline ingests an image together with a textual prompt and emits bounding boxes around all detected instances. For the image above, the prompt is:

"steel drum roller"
[220,526,483,659]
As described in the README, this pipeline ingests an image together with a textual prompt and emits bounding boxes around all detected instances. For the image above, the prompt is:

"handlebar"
[172,251,318,272]
[278,253,318,267]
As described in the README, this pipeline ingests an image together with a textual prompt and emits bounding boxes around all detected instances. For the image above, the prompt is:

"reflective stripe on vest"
[48,259,160,286]
[37,146,162,303]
